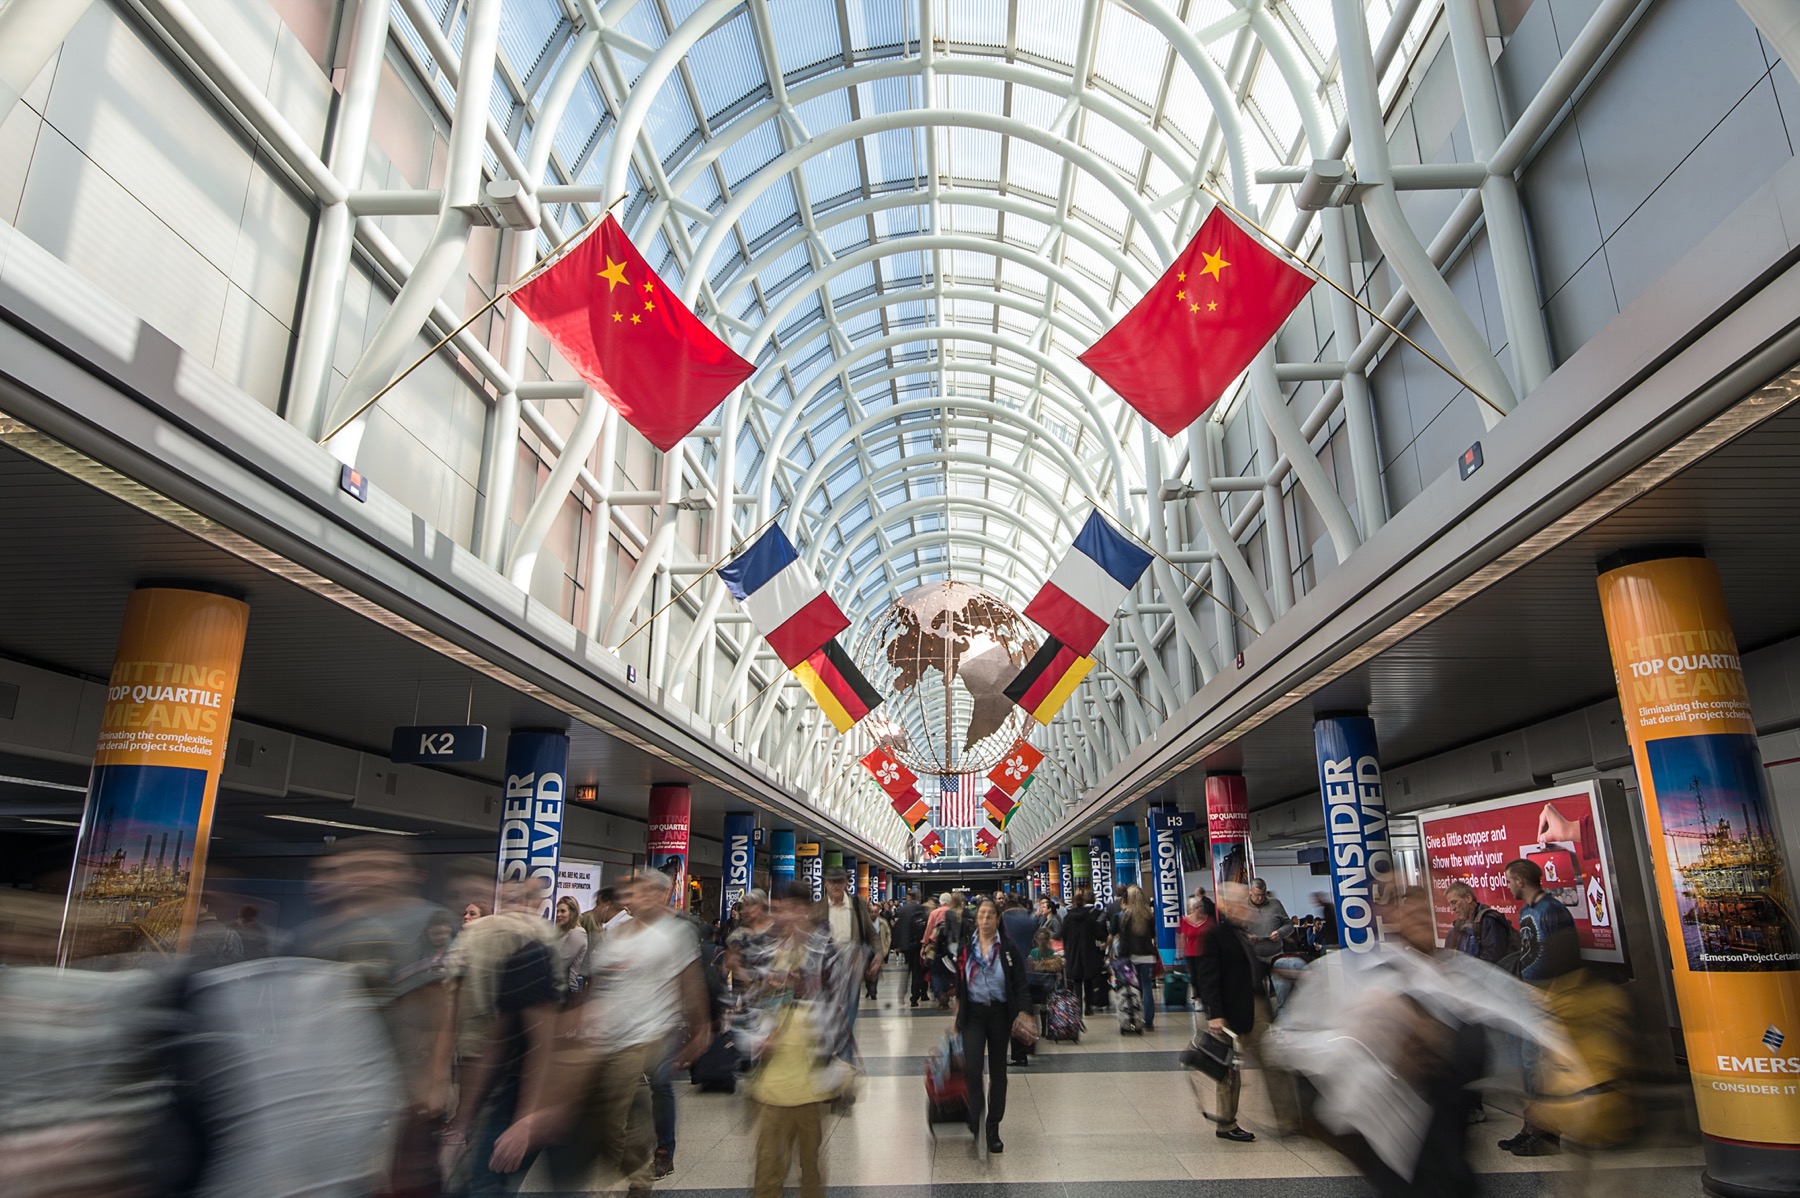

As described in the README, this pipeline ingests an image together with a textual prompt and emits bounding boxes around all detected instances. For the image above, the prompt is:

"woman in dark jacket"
[954,898,1030,1155]
[1058,889,1109,1014]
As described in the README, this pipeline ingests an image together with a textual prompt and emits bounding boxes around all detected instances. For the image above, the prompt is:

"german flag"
[1004,635,1094,724]
[794,637,882,732]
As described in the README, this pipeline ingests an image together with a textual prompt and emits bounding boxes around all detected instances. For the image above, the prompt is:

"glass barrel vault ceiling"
[403,0,1436,638]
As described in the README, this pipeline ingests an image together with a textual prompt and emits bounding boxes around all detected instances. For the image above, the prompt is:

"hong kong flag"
[987,739,1044,795]
[861,747,918,799]
[1079,207,1313,435]
[511,215,755,451]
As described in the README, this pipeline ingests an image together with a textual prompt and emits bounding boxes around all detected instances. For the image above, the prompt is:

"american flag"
[935,773,983,829]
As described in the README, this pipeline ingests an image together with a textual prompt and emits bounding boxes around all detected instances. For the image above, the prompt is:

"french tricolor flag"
[717,525,849,669]
[1023,511,1153,656]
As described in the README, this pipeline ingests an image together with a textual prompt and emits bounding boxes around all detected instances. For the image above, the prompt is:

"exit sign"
[390,724,488,764]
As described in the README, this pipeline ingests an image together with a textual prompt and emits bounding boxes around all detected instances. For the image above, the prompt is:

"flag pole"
[723,668,788,729]
[1088,654,1167,720]
[319,194,628,445]
[1192,184,1510,421]
[1083,495,1262,637]
[1032,745,1090,798]
[610,504,789,651]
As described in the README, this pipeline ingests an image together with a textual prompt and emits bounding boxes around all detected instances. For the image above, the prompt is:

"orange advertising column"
[1597,550,1800,1194]
[61,588,249,963]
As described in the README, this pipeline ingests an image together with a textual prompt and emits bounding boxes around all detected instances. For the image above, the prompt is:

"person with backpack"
[1498,859,1580,1158]
[1112,886,1160,1031]
[896,889,929,1007]
[924,893,966,1010]
[999,897,1040,1066]
[1058,889,1109,1015]
[1446,882,1513,965]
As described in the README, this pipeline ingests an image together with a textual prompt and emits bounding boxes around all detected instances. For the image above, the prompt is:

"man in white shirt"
[542,872,709,1195]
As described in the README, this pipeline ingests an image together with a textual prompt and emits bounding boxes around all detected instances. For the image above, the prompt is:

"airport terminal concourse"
[3,0,1800,1195]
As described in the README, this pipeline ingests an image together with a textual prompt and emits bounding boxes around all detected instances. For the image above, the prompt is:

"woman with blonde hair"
[1112,885,1161,1030]
[554,894,590,992]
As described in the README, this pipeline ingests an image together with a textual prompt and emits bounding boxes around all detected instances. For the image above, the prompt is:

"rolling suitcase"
[1162,970,1189,1010]
[925,1030,970,1129]
[1116,981,1144,1034]
[1045,983,1084,1043]
[689,1031,741,1092]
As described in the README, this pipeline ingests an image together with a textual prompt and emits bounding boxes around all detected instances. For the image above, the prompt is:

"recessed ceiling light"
[23,817,81,827]
[266,814,419,836]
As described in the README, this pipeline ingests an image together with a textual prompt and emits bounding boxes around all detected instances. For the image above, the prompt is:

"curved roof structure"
[357,0,1450,854]
[410,0,1433,631]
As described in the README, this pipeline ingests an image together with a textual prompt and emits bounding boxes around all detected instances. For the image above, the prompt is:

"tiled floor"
[520,963,1705,1196]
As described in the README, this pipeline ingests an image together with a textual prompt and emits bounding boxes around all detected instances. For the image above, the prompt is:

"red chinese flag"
[1078,207,1314,436]
[510,216,755,452]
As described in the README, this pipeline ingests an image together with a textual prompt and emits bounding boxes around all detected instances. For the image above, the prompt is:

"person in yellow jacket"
[747,882,854,1198]
[1526,969,1639,1152]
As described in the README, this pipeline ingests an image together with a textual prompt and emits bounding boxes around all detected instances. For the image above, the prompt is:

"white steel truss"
[2,0,1726,861]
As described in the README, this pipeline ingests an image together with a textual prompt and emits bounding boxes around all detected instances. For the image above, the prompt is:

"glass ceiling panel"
[483,0,1442,643]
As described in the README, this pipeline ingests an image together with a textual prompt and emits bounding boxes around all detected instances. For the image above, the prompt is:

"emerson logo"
[1718,1026,1797,1075]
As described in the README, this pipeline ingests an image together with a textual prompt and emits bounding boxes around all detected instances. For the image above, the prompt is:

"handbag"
[1180,1028,1236,1081]
[1011,1010,1038,1047]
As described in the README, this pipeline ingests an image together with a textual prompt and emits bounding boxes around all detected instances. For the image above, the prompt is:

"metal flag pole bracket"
[319,194,629,445]
[723,668,790,729]
[1082,494,1262,637]
[612,505,790,652]
[1089,655,1167,721]
[1193,184,1510,421]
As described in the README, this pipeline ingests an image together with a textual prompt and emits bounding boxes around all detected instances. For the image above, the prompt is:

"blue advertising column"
[721,812,756,920]
[770,830,796,891]
[1147,807,1196,964]
[1088,835,1114,906]
[842,852,858,888]
[1112,821,1141,891]
[1058,850,1074,899]
[1314,714,1395,954]
[498,731,570,920]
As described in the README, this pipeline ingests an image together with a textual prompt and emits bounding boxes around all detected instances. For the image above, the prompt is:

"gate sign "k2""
[390,724,489,764]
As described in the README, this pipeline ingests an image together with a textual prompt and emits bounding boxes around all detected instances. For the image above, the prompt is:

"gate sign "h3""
[391,724,489,764]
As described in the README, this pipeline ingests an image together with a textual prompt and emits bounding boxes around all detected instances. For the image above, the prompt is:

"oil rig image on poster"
[1648,733,1799,972]
[65,772,204,957]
